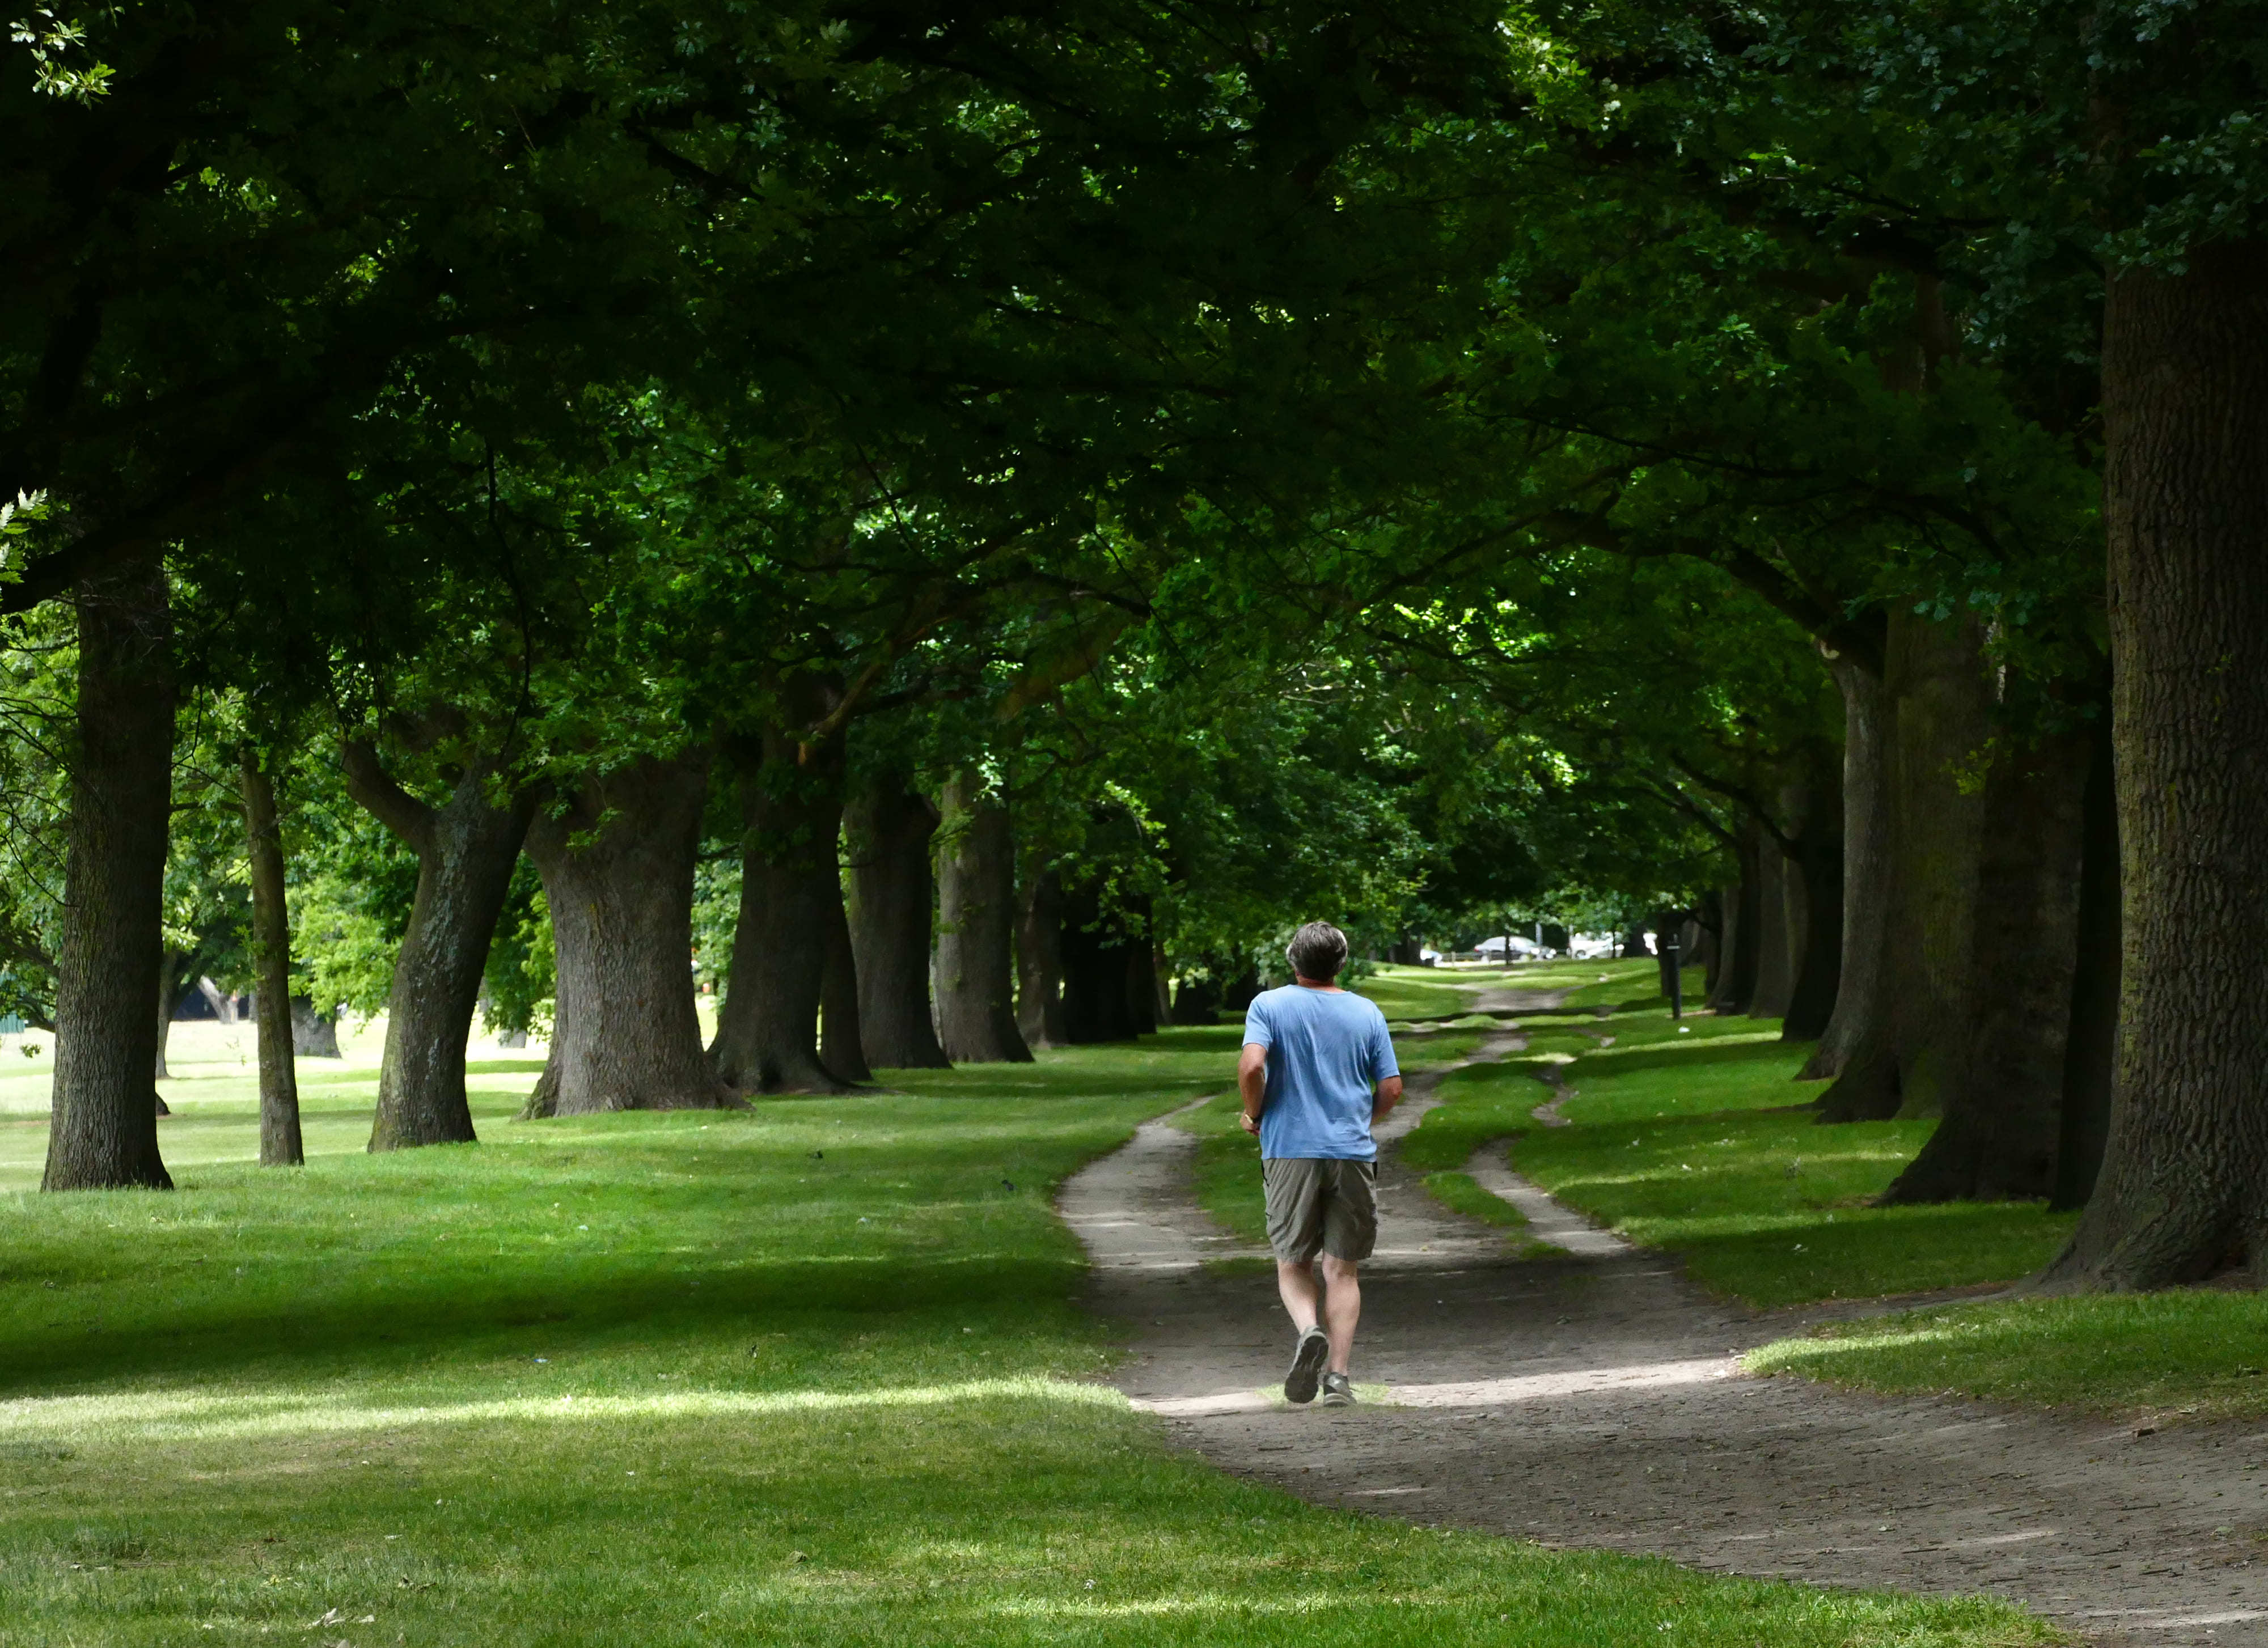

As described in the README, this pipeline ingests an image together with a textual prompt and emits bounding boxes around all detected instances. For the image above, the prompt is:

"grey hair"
[1286,921,1349,982]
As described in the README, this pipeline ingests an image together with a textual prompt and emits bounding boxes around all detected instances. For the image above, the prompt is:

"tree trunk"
[1801,656,1889,1077]
[1123,917,1160,1037]
[1747,837,1795,1019]
[1060,877,1143,1043]
[1816,611,1989,1122]
[239,745,303,1168]
[844,773,950,1069]
[196,975,238,1025]
[520,1002,564,1120]
[290,995,342,1057]
[1697,888,1723,997]
[710,730,850,1094]
[1880,724,2091,1203]
[2045,249,2268,1288]
[346,744,536,1150]
[933,771,1031,1063]
[1150,943,1173,1028]
[1707,840,1761,1014]
[1016,866,1069,1049]
[1618,926,1651,960]
[44,553,174,1192]
[2053,719,2122,1211]
[527,751,727,1115]
[820,884,871,1084]
[1781,760,1846,1043]
[153,951,184,1081]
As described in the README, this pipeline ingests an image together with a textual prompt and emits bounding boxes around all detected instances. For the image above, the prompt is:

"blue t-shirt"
[1243,985,1400,1161]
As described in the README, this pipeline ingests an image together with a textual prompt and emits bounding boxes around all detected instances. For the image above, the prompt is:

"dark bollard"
[1665,934,1682,1019]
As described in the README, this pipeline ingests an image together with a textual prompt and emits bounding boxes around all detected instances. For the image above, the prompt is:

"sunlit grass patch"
[1750,1290,2268,1423]
[1355,964,1497,1020]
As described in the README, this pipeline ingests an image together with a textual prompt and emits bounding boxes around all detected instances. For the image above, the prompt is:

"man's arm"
[1372,1073,1404,1124]
[1238,1043,1268,1136]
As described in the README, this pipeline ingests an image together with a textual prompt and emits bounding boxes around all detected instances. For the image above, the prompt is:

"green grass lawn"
[0,1020,2054,1646]
[1353,964,1499,1021]
[1386,1002,2073,1311]
[1748,1290,2268,1423]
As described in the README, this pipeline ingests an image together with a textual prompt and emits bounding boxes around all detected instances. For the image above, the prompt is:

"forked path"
[1060,990,2268,1647]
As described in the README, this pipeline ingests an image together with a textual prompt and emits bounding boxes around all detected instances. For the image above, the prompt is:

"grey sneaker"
[1320,1371,1355,1407]
[1284,1328,1330,1404]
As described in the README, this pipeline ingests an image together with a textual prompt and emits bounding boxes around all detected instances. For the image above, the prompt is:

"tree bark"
[527,750,727,1115]
[2045,248,2268,1287]
[1016,866,1069,1048]
[1880,724,2091,1202]
[290,995,342,1057]
[154,951,184,1081]
[710,730,851,1094]
[239,745,303,1168]
[1697,888,1723,997]
[44,553,175,1192]
[2053,719,2122,1211]
[1816,611,1989,1122]
[1060,877,1142,1043]
[1781,760,1846,1042]
[933,771,1031,1063]
[820,882,871,1084]
[346,742,536,1150]
[1747,840,1795,1019]
[844,772,950,1069]
[1801,656,1889,1077]
[1707,840,1761,1014]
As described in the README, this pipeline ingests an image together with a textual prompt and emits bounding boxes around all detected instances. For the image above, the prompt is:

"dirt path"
[1063,988,2268,1646]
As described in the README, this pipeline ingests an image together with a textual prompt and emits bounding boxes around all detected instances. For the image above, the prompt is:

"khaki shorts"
[1263,1158,1379,1264]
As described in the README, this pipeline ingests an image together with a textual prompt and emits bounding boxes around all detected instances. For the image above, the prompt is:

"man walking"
[1239,921,1402,1406]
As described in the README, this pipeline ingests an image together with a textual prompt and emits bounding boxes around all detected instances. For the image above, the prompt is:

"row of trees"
[6,1,2265,1294]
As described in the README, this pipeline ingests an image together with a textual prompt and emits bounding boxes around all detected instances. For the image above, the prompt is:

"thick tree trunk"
[196,976,239,1025]
[527,751,727,1115]
[1707,838,1761,1013]
[1060,878,1142,1042]
[346,744,536,1150]
[1781,762,1846,1043]
[1697,889,1723,997]
[153,951,184,1080]
[1747,841,1795,1019]
[1801,657,1889,1077]
[844,773,950,1069]
[1124,917,1160,1037]
[290,995,342,1057]
[1016,866,1069,1049]
[1880,725,2091,1203]
[1816,612,1988,1122]
[820,885,871,1084]
[1618,927,1651,960]
[2045,249,2268,1288]
[44,554,175,1192]
[519,1000,564,1120]
[239,745,304,1168]
[2053,719,2122,1211]
[933,772,1031,1063]
[710,730,850,1093]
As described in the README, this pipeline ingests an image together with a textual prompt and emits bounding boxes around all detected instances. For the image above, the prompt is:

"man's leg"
[1276,1259,1322,1333]
[1319,1255,1361,1373]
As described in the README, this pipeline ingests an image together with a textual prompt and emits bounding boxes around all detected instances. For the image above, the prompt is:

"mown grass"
[1748,1291,2268,1422]
[1512,1014,2074,1307]
[0,1020,2056,1647]
[1356,963,1500,1022]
